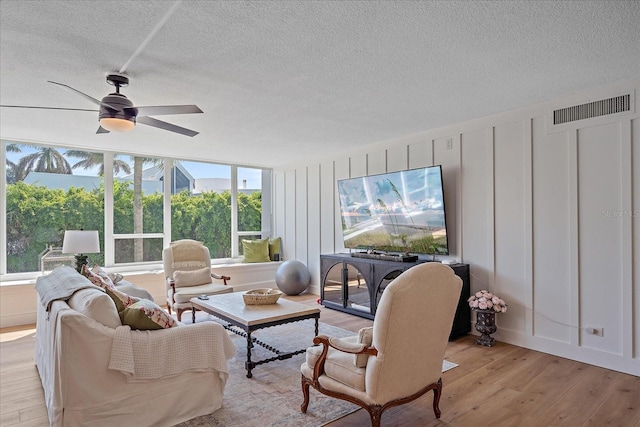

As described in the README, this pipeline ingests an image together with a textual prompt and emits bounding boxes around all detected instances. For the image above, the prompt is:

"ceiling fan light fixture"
[98,92,136,132]
[99,117,135,132]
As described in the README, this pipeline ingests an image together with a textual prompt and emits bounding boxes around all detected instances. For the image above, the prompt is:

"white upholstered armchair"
[162,240,233,321]
[300,262,462,426]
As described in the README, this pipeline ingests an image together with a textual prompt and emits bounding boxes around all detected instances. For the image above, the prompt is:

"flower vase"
[474,309,497,347]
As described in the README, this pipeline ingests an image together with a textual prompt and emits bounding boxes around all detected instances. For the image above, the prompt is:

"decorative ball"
[275,260,310,295]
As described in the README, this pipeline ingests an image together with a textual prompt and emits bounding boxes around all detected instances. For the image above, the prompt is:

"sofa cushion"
[242,238,270,263]
[325,350,366,391]
[68,288,122,329]
[115,280,154,301]
[305,345,366,391]
[173,267,212,288]
[120,299,178,330]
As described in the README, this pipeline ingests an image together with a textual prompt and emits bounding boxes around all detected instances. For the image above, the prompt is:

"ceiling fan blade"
[137,116,199,137]
[0,105,98,112]
[47,81,118,111]
[96,126,110,134]
[47,81,103,106]
[130,105,203,117]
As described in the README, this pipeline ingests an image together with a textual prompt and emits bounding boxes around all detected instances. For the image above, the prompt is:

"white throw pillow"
[68,288,121,329]
[354,326,373,368]
[173,267,213,287]
[108,272,124,284]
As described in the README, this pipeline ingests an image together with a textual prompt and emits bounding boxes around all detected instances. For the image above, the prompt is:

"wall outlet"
[446,138,453,150]
[585,327,604,337]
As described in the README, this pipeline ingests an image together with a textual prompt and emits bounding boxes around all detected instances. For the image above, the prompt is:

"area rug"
[174,317,359,427]
[442,359,458,372]
[175,314,458,427]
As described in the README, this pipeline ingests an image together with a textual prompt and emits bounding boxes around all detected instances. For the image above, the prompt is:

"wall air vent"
[553,94,631,125]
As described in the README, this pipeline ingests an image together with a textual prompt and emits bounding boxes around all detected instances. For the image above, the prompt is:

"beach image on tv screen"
[337,166,448,255]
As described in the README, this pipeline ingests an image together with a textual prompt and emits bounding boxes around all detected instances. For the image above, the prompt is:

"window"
[171,161,233,258]
[1,140,271,279]
[237,167,264,255]
[3,143,105,274]
[112,154,164,264]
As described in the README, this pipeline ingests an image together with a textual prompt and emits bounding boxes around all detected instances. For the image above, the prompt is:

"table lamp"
[62,230,100,273]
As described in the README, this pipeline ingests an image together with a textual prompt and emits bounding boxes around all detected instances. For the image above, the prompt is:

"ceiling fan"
[1,73,203,137]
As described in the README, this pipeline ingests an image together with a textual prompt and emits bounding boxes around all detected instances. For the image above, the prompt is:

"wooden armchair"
[300,263,462,426]
[162,239,232,321]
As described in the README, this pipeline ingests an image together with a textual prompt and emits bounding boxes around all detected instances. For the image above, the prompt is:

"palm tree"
[5,143,21,184]
[65,150,132,176]
[5,142,21,156]
[14,146,72,182]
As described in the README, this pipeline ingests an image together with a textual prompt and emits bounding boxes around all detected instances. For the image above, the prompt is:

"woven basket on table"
[243,288,282,305]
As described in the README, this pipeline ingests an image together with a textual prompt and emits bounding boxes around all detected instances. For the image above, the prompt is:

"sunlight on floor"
[0,326,36,343]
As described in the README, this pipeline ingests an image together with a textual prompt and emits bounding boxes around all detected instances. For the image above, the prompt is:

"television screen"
[337,165,449,255]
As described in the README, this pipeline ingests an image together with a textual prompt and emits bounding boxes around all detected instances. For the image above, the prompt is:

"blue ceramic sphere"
[275,260,310,295]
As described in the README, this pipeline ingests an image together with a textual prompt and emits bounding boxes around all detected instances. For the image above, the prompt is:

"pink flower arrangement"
[468,290,507,313]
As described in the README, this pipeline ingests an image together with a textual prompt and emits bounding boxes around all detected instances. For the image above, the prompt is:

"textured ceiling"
[1,1,639,168]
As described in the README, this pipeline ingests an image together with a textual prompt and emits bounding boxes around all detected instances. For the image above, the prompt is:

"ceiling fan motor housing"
[99,93,137,122]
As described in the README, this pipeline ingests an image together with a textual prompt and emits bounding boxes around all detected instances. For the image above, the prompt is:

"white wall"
[272,80,640,376]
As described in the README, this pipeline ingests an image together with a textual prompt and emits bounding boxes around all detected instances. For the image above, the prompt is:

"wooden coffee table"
[191,293,320,378]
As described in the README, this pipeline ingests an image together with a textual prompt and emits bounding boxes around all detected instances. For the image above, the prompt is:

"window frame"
[1,140,272,281]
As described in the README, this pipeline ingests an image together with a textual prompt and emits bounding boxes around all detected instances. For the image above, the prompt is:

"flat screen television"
[337,165,449,256]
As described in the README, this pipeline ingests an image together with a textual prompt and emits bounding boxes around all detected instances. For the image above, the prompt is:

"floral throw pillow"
[90,264,115,287]
[120,299,178,330]
[105,286,140,313]
[90,264,124,285]
[82,264,110,287]
[82,264,139,312]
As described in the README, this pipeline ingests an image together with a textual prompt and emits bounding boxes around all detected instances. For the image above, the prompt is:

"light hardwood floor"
[1,294,638,427]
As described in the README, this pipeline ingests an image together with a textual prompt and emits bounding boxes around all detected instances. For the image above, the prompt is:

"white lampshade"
[62,230,100,254]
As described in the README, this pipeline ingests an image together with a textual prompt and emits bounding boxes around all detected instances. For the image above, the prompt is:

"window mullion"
[104,152,115,266]
[164,159,172,249]
[0,141,6,275]
[231,165,238,257]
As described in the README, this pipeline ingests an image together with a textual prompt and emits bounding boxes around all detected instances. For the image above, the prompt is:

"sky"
[5,144,263,188]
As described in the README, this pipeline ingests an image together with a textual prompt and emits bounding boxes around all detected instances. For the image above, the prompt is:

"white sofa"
[35,266,236,427]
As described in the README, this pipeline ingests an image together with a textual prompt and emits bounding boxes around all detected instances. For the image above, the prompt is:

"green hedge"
[5,181,262,273]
